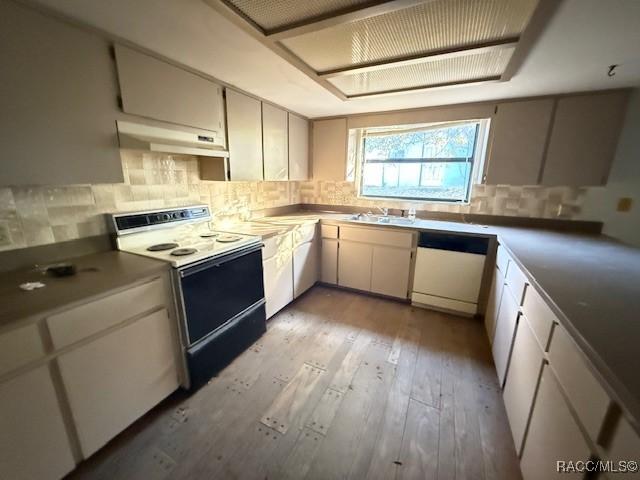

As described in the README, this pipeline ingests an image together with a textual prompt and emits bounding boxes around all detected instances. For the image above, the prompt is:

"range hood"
[116,121,229,157]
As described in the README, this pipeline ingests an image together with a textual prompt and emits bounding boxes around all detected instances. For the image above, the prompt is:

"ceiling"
[28,0,640,118]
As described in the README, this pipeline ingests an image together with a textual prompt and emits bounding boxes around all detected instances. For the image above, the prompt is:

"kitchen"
[1,0,639,479]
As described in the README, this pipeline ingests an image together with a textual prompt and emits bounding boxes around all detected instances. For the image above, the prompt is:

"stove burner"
[147,243,179,252]
[216,235,241,243]
[171,248,197,256]
[200,232,219,238]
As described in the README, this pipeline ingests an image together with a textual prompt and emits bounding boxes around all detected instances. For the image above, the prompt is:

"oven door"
[178,244,264,345]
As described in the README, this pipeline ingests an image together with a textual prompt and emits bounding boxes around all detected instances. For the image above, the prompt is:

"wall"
[298,181,588,219]
[579,88,640,247]
[0,151,300,252]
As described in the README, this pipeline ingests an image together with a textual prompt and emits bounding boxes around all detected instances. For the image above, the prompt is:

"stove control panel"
[111,205,210,233]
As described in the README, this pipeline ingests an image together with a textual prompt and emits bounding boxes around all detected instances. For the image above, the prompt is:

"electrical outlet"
[616,197,633,212]
[0,223,11,247]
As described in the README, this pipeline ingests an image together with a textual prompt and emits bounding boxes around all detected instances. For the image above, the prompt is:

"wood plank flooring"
[69,286,522,480]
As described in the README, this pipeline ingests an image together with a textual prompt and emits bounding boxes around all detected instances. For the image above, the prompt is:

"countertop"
[0,251,168,328]
[261,211,640,430]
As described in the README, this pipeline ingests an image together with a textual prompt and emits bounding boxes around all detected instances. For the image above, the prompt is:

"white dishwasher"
[412,231,489,315]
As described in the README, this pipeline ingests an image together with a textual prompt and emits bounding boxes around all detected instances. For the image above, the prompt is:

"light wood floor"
[70,286,522,480]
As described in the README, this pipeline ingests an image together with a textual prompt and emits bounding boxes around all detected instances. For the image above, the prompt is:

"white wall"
[581,88,640,247]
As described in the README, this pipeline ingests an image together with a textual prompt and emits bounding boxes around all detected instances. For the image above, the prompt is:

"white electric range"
[110,205,267,390]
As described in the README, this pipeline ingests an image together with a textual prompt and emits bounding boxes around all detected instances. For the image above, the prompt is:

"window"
[355,120,487,203]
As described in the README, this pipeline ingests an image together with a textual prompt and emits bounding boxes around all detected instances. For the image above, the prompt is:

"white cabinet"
[288,113,309,180]
[492,286,520,386]
[226,89,264,180]
[502,314,545,454]
[485,266,505,344]
[602,415,640,480]
[520,364,592,480]
[58,309,179,457]
[263,233,294,319]
[115,45,225,135]
[293,237,319,298]
[312,118,347,180]
[371,246,411,299]
[321,239,338,284]
[263,103,289,180]
[338,241,373,292]
[0,324,45,377]
[0,365,76,480]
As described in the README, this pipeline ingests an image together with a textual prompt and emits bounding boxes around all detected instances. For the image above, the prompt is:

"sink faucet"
[376,206,389,216]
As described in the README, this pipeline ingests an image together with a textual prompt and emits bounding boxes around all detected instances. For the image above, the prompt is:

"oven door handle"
[179,243,263,278]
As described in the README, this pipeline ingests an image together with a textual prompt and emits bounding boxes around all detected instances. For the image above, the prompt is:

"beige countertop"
[0,251,168,328]
[261,211,640,430]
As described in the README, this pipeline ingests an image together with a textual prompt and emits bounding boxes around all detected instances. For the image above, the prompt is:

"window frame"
[354,120,489,204]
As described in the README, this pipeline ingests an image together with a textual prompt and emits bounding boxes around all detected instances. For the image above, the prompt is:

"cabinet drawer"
[340,226,412,248]
[520,364,592,480]
[291,223,317,246]
[548,323,610,443]
[263,232,292,260]
[321,224,338,239]
[47,277,166,350]
[0,324,45,377]
[505,260,528,305]
[521,286,557,351]
[492,286,520,386]
[496,245,510,274]
[503,314,545,454]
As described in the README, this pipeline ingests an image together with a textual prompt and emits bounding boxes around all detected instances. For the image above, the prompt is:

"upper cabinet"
[262,103,289,181]
[289,113,310,181]
[312,118,347,180]
[226,89,264,181]
[0,1,122,186]
[114,45,225,138]
[486,99,554,185]
[541,91,629,186]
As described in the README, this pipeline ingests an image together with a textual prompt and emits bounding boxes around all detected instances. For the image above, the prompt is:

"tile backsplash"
[0,150,591,252]
[0,151,300,252]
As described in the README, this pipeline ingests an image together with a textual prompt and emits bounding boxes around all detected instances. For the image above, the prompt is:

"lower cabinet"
[338,241,373,292]
[492,286,520,386]
[485,266,505,343]
[520,364,592,480]
[321,238,338,284]
[502,314,545,455]
[57,309,179,457]
[0,365,76,480]
[371,245,411,298]
[293,236,319,298]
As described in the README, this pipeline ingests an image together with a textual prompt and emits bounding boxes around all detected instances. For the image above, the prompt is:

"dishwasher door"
[412,232,489,314]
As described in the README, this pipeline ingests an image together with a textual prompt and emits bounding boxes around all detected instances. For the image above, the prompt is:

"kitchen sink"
[346,214,415,225]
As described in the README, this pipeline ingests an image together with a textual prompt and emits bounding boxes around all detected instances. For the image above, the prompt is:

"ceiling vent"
[206,0,559,100]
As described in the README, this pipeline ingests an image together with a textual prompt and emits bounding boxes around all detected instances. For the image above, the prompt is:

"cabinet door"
[289,113,309,180]
[485,267,505,344]
[502,315,545,455]
[371,246,411,299]
[263,103,289,180]
[115,45,225,135]
[520,365,592,480]
[293,239,319,298]
[58,309,178,458]
[492,287,520,386]
[542,91,629,186]
[0,0,122,185]
[226,89,264,180]
[0,365,75,480]
[312,118,347,180]
[263,251,294,319]
[321,239,338,284]
[485,99,554,185]
[338,241,373,292]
